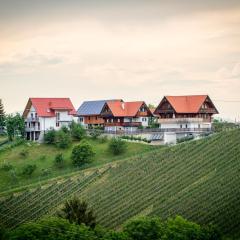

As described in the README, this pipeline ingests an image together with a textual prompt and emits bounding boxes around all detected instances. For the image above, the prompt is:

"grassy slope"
[0,129,239,236]
[0,138,154,192]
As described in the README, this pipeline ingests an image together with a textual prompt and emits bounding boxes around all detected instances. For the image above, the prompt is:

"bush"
[41,168,51,177]
[1,162,14,171]
[90,129,102,140]
[123,216,165,240]
[109,138,127,155]
[22,164,37,176]
[44,129,56,144]
[71,141,95,166]
[55,129,71,149]
[54,153,64,168]
[70,122,86,140]
[99,135,108,143]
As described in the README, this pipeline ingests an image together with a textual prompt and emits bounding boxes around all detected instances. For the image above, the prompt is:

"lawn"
[0,137,155,192]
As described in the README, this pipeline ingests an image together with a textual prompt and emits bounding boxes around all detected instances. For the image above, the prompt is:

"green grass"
[0,138,155,192]
[0,129,239,237]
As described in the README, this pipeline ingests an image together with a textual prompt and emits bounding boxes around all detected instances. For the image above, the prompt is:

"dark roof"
[77,100,120,116]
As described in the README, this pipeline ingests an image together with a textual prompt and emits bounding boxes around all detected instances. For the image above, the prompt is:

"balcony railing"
[25,117,39,122]
[25,126,41,131]
[158,118,211,123]
[105,122,142,127]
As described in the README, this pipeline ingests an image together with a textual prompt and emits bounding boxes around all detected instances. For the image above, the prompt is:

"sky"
[0,0,240,120]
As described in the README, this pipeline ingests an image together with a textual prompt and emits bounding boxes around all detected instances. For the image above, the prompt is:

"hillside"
[0,129,240,235]
[0,138,154,192]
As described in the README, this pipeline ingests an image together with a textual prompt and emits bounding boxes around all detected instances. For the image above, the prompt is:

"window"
[79,117,83,122]
[56,122,60,127]
[185,124,188,128]
[56,112,60,121]
[88,117,91,120]
[95,116,98,120]
[31,113,34,119]
[180,124,182,128]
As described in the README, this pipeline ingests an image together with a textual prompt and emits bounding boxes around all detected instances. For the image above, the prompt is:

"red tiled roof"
[106,101,144,117]
[165,95,208,113]
[29,98,76,117]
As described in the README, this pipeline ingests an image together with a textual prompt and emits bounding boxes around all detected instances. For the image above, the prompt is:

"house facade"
[77,100,121,128]
[154,95,218,143]
[23,98,76,141]
[101,100,153,132]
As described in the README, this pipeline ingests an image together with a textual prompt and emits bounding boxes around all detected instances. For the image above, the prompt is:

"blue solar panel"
[77,100,108,116]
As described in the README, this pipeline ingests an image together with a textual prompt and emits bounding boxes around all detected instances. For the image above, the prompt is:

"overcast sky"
[0,0,240,120]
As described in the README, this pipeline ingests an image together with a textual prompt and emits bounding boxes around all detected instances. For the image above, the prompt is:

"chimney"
[121,102,125,110]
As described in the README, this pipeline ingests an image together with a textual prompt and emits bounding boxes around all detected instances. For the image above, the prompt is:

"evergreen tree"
[0,99,5,132]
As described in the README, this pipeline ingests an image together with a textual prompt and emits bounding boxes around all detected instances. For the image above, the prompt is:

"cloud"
[0,51,65,73]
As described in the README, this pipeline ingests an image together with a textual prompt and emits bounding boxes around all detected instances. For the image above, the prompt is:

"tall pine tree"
[0,99,5,132]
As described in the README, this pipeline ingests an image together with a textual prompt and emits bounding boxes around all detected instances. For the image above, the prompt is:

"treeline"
[0,197,222,240]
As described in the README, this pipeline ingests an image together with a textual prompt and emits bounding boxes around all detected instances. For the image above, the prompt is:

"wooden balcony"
[105,122,142,127]
[136,111,149,117]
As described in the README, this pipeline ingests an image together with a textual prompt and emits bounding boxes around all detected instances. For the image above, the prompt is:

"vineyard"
[0,129,240,235]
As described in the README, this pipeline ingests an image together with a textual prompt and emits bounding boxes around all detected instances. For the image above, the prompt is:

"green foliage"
[10,217,96,240]
[177,135,194,143]
[58,197,97,228]
[71,141,95,166]
[0,225,8,240]
[22,164,37,176]
[120,135,150,143]
[90,129,102,139]
[109,138,127,155]
[99,135,108,143]
[123,216,165,240]
[70,121,86,140]
[212,119,238,132]
[44,129,56,144]
[5,114,25,141]
[1,162,14,171]
[55,129,71,149]
[0,99,6,132]
[54,153,64,168]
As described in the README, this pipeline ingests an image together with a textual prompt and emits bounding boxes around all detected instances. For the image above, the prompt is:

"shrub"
[71,141,95,166]
[22,164,37,176]
[109,138,127,155]
[44,129,56,144]
[19,149,29,158]
[123,216,165,240]
[1,162,14,171]
[55,129,71,149]
[70,122,86,140]
[38,155,46,161]
[54,153,64,168]
[90,129,102,140]
[41,168,51,177]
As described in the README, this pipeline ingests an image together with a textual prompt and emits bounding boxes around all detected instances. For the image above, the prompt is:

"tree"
[10,217,96,240]
[44,129,56,144]
[123,216,165,240]
[0,99,5,133]
[5,114,25,141]
[108,138,127,155]
[70,121,86,140]
[55,129,71,149]
[71,141,95,166]
[58,197,97,228]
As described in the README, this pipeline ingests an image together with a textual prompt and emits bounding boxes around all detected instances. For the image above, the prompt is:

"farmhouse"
[154,95,218,143]
[77,100,121,128]
[101,100,153,132]
[23,98,76,141]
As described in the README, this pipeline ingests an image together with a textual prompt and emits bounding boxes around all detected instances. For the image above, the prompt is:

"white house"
[23,98,77,141]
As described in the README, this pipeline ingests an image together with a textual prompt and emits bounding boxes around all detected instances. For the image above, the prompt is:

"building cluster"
[23,95,218,143]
